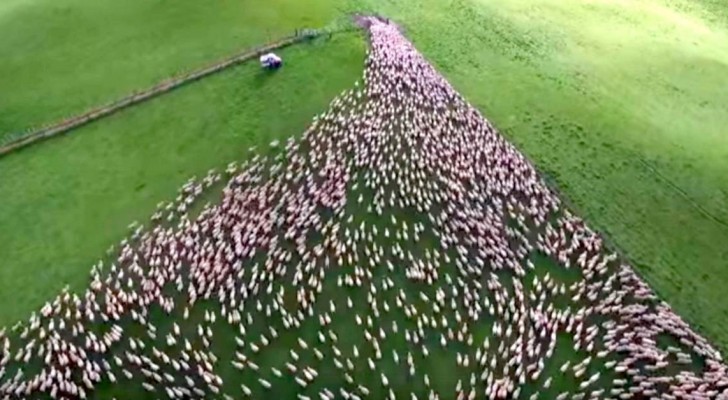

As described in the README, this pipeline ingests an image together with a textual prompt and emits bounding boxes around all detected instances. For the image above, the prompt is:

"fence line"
[634,156,728,229]
[0,30,322,157]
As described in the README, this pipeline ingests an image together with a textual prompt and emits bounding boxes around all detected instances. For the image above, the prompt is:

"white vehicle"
[260,53,282,70]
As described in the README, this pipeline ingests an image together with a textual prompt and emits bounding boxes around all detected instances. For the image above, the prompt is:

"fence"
[0,29,327,157]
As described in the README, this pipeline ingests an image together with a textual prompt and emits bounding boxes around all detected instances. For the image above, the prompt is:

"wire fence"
[0,26,352,157]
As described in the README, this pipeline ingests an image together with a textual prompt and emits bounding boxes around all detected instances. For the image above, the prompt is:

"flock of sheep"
[0,16,726,400]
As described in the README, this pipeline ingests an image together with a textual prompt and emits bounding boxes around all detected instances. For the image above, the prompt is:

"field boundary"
[0,29,331,158]
[511,136,725,350]
[634,156,728,229]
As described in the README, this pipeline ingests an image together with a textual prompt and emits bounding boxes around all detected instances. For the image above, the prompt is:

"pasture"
[0,33,365,326]
[0,0,727,397]
[355,0,728,351]
[0,0,348,138]
[0,19,723,397]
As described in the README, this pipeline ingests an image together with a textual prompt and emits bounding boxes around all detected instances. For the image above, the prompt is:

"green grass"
[4,141,619,398]
[0,1,725,395]
[0,32,365,327]
[0,0,346,138]
[343,0,728,352]
[1,0,728,362]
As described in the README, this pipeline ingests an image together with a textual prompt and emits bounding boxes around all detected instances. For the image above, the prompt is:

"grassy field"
[0,31,366,326]
[344,0,728,351]
[0,0,347,138]
[1,0,727,362]
[0,52,633,396]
